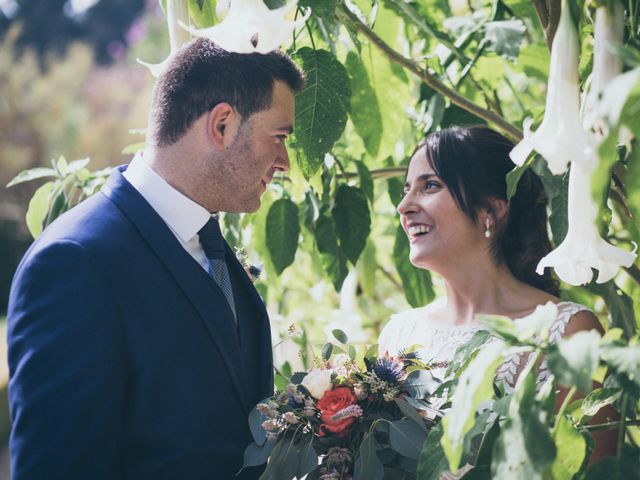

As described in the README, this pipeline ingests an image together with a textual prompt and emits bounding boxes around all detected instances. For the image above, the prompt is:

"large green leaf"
[332,185,371,265]
[292,48,351,179]
[416,423,449,480]
[483,19,527,61]
[314,209,349,290]
[346,51,382,156]
[26,182,54,239]
[392,225,435,308]
[600,341,640,392]
[546,330,601,393]
[7,167,56,187]
[441,341,505,470]
[589,282,637,339]
[389,419,428,460]
[551,415,586,479]
[266,198,300,274]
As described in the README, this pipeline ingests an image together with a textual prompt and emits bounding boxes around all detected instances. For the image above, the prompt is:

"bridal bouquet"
[242,331,442,480]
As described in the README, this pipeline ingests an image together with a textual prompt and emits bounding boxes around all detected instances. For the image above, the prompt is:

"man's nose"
[275,144,290,172]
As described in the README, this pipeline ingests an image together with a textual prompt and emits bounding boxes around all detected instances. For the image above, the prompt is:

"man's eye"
[275,135,287,142]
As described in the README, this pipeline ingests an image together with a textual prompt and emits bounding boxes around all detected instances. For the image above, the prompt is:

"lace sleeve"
[536,302,590,389]
[495,302,591,392]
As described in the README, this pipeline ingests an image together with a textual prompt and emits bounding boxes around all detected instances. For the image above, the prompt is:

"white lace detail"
[379,300,591,391]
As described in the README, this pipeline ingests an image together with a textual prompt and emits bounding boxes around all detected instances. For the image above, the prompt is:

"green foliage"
[292,48,351,179]
[266,198,300,274]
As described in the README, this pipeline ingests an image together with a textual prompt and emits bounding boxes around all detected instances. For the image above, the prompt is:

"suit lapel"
[225,246,273,396]
[101,167,251,410]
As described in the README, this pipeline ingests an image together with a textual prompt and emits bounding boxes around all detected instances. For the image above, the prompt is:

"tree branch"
[339,3,523,143]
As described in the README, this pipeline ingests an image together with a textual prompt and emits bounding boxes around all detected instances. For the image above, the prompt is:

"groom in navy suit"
[7,38,304,479]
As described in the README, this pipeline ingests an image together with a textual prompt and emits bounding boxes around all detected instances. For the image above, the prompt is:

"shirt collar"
[123,152,213,243]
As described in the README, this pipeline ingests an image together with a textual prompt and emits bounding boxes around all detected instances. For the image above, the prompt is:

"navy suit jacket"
[7,167,273,479]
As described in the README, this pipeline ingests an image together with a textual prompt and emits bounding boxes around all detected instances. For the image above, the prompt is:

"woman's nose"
[397,192,417,216]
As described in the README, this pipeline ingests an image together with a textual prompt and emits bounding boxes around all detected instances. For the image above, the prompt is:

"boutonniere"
[234,247,262,283]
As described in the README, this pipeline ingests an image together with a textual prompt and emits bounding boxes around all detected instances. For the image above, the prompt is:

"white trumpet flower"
[137,0,191,77]
[536,162,636,285]
[182,0,310,54]
[510,1,594,174]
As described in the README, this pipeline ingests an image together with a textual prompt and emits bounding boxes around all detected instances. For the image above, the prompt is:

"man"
[7,38,304,479]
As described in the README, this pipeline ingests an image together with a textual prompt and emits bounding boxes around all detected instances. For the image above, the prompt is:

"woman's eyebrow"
[404,173,438,189]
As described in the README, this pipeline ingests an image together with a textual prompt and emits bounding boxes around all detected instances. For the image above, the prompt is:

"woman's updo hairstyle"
[417,125,559,296]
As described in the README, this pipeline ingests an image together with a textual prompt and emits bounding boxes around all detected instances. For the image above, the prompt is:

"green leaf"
[355,160,374,205]
[121,141,147,155]
[590,282,637,339]
[505,164,529,202]
[516,43,550,81]
[242,438,275,469]
[392,225,435,308]
[389,419,427,460]
[248,405,268,446]
[261,438,299,480]
[441,341,505,470]
[585,444,640,479]
[547,330,601,393]
[354,432,383,480]
[346,51,382,156]
[551,415,586,479]
[548,172,569,246]
[479,315,519,343]
[417,423,449,480]
[314,211,349,290]
[446,330,492,377]
[321,342,333,361]
[394,397,428,433]
[491,368,556,479]
[581,387,622,416]
[266,198,300,274]
[292,48,351,179]
[7,167,57,187]
[483,19,527,60]
[297,437,318,478]
[600,341,640,391]
[332,329,348,344]
[26,182,54,239]
[187,0,217,28]
[332,185,371,265]
[299,0,337,22]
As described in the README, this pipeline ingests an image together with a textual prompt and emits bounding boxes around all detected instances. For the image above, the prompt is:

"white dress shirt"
[123,152,214,272]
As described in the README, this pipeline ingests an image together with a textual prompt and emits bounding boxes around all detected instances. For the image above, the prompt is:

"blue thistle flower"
[372,357,403,384]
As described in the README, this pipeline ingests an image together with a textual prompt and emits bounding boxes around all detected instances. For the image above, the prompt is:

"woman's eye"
[424,181,440,191]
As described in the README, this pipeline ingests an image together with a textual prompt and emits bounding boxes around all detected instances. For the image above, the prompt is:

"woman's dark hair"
[150,38,305,147]
[416,125,559,296]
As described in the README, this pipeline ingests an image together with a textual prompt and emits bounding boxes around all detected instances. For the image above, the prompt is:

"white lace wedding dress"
[378,298,590,479]
[379,298,589,393]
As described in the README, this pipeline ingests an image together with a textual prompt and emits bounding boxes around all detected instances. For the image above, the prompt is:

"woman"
[379,125,616,465]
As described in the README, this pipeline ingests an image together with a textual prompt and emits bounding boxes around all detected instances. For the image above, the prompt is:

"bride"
[378,125,616,465]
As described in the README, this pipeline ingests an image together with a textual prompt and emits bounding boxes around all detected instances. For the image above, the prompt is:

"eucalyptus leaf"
[332,328,348,344]
[248,404,269,446]
[321,342,334,361]
[389,419,428,460]
[354,432,384,480]
[297,438,318,478]
[293,48,351,179]
[242,438,275,469]
[266,198,300,274]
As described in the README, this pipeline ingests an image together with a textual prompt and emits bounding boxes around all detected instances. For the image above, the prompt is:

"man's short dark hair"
[150,38,305,146]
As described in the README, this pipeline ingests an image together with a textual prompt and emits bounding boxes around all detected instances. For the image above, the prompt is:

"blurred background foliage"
[0,0,639,420]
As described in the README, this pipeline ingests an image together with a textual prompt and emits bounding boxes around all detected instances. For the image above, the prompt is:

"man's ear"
[206,103,241,149]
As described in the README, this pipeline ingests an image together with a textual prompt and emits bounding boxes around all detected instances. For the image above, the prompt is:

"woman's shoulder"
[386,297,447,325]
[552,300,603,341]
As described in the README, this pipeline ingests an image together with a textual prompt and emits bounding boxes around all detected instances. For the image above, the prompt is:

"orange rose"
[317,387,358,437]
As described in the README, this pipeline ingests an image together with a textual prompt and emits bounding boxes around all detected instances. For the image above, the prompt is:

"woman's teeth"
[408,225,432,236]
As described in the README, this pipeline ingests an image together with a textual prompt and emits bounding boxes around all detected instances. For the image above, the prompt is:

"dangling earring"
[484,217,492,238]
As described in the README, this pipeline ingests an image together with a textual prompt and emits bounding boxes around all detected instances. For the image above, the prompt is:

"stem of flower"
[617,394,628,460]
[553,385,577,435]
[338,2,523,142]
[584,419,640,432]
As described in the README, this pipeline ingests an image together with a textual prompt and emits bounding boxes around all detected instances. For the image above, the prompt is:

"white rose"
[301,368,333,399]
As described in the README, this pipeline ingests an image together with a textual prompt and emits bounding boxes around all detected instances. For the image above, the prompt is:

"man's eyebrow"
[404,173,438,189]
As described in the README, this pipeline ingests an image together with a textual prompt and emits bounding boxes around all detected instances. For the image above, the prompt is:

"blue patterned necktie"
[198,217,237,321]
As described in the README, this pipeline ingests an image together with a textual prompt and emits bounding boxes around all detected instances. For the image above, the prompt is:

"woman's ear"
[488,197,509,222]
